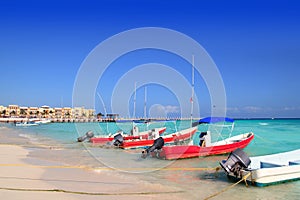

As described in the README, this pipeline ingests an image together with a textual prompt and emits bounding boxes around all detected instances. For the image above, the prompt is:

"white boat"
[35,119,51,124]
[15,121,38,126]
[220,148,300,187]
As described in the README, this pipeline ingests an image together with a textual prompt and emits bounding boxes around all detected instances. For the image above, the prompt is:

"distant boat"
[15,121,38,127]
[145,117,254,160]
[35,119,51,124]
[15,118,51,127]
[220,148,300,187]
[133,119,152,124]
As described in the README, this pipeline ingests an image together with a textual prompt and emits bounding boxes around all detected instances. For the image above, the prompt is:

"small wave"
[19,133,38,141]
[259,122,269,126]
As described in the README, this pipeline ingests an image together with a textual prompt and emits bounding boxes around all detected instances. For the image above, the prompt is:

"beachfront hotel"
[0,104,95,120]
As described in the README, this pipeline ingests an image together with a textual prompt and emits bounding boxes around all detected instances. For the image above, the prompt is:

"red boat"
[155,132,254,160]
[120,126,198,149]
[90,127,167,144]
[147,117,255,160]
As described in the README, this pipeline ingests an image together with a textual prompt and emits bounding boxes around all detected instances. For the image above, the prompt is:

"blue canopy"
[198,117,234,124]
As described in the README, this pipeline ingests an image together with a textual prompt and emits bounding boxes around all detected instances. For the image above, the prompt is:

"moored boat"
[157,132,254,160]
[133,119,152,124]
[120,126,197,149]
[35,119,52,124]
[89,127,167,144]
[220,148,300,187]
[15,121,38,126]
[146,117,254,160]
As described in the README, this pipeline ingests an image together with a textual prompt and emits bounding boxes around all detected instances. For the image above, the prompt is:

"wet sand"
[1,125,299,200]
[0,126,185,200]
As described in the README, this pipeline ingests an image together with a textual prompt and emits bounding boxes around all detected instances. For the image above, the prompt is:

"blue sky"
[0,0,300,118]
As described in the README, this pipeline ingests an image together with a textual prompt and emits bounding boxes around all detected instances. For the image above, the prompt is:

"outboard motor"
[141,137,164,158]
[220,148,251,177]
[113,133,124,147]
[77,131,94,142]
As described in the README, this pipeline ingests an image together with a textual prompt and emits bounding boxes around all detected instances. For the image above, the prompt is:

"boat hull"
[121,127,197,149]
[157,132,254,160]
[15,123,38,127]
[249,165,300,187]
[227,149,300,187]
[90,127,167,144]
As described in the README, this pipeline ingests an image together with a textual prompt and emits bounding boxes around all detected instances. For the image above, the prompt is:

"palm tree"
[41,110,46,118]
[1,110,6,117]
[65,112,70,118]
[49,110,54,118]
[20,109,27,117]
[10,110,16,117]
[97,112,104,119]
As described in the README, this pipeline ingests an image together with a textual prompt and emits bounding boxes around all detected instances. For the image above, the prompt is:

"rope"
[0,163,220,171]
[0,187,184,196]
[0,166,221,196]
[253,133,277,144]
[203,172,251,200]
[0,155,224,196]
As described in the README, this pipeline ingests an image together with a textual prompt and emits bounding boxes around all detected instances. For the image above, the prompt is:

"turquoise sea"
[1,118,300,199]
[9,119,300,155]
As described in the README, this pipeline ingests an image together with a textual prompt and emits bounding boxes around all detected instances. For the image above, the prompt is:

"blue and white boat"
[220,148,300,187]
[15,121,38,127]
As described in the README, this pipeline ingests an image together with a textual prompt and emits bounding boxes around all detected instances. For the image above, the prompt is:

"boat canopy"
[198,117,234,124]
[191,117,235,143]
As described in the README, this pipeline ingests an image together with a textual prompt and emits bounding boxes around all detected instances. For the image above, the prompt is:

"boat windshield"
[196,117,235,143]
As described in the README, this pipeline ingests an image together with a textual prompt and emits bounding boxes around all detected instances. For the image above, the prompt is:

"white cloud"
[227,106,265,113]
[163,105,180,113]
[243,106,262,112]
[149,104,180,118]
[226,107,239,112]
[283,106,300,111]
[226,105,300,118]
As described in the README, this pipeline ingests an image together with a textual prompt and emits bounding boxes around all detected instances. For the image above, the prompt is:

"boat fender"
[219,148,251,177]
[77,131,94,142]
[141,137,164,158]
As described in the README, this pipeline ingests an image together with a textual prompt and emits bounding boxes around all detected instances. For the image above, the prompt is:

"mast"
[133,82,137,119]
[144,86,147,119]
[97,92,108,132]
[190,55,195,127]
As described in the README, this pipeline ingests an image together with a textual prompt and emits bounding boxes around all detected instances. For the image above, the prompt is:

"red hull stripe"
[161,133,254,160]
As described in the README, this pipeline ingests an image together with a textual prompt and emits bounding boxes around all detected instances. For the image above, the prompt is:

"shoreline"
[0,127,187,200]
[1,117,299,125]
[1,122,299,199]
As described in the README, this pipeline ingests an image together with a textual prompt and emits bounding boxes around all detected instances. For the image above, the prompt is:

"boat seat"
[260,161,284,168]
[289,160,300,166]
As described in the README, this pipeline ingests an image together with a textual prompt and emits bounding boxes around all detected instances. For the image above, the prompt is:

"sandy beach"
[0,126,187,200]
[1,124,299,200]
[0,145,189,200]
